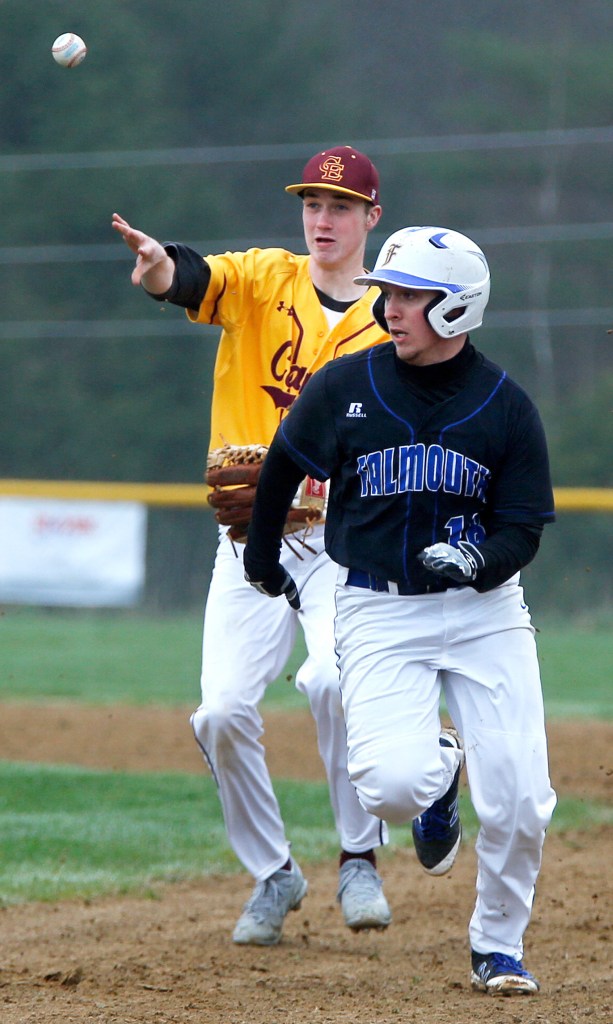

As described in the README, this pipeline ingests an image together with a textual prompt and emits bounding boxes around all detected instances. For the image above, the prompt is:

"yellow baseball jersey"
[187,247,388,451]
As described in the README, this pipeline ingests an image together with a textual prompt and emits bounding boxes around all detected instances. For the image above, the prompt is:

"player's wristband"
[457,540,486,577]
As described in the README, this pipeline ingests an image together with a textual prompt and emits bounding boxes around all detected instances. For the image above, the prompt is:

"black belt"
[345,568,435,597]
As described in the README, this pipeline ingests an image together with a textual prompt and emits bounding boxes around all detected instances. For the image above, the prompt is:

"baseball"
[51,33,87,68]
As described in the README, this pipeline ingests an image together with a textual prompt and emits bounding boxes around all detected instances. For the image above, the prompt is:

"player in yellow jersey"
[112,146,393,945]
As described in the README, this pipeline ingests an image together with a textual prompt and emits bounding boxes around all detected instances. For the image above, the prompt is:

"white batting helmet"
[355,226,490,338]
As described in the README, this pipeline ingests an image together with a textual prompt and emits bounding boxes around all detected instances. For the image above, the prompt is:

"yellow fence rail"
[0,480,612,512]
[0,479,209,508]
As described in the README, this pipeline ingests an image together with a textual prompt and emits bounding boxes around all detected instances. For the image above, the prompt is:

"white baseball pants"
[191,526,386,882]
[334,571,557,959]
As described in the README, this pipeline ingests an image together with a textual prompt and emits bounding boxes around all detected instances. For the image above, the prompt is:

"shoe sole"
[470,970,539,995]
[345,911,391,932]
[440,727,466,768]
[347,919,391,932]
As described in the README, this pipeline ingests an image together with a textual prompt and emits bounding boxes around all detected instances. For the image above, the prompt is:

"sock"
[339,849,376,869]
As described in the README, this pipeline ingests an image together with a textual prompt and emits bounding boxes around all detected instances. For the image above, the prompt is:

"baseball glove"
[205,443,327,544]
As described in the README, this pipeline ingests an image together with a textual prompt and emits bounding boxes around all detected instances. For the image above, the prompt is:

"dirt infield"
[0,705,611,1023]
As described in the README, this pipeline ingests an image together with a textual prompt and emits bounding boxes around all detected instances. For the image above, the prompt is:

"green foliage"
[546,374,613,485]
[447,30,613,129]
[522,515,613,622]
[1,334,216,482]
[519,375,613,618]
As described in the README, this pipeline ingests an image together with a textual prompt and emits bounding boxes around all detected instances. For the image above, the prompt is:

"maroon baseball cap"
[285,146,380,205]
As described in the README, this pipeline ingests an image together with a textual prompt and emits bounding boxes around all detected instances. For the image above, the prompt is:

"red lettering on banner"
[34,515,97,535]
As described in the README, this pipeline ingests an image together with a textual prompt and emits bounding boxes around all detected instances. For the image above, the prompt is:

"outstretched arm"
[111,212,176,293]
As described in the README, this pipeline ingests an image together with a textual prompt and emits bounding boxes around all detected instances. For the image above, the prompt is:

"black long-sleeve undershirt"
[145,243,211,310]
[244,439,305,580]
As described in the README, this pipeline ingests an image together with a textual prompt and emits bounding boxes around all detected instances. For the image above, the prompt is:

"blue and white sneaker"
[412,728,464,875]
[470,951,540,995]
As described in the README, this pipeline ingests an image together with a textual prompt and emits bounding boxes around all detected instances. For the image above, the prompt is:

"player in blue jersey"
[243,225,557,996]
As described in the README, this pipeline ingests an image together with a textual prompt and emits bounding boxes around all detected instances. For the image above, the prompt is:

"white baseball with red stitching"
[52,33,87,68]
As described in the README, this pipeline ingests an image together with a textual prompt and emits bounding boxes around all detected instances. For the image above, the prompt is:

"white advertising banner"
[0,498,147,607]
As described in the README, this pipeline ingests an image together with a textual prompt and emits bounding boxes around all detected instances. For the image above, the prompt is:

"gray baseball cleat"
[337,858,392,931]
[412,727,465,875]
[232,859,308,946]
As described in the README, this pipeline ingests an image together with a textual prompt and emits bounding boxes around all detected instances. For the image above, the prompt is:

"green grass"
[0,608,203,706]
[0,607,306,710]
[536,623,612,718]
[0,607,610,905]
[0,762,339,905]
[1,608,611,715]
[0,761,609,906]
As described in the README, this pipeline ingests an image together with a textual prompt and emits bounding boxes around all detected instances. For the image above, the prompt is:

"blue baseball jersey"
[276,341,555,590]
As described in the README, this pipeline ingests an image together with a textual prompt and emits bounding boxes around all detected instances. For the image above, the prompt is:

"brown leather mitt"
[205,443,327,544]
[205,445,268,542]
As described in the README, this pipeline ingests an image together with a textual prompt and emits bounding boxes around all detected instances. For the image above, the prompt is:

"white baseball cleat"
[232,859,308,946]
[337,858,391,931]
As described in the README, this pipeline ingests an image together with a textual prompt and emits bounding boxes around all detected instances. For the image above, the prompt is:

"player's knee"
[517,802,555,843]
[477,789,555,843]
[350,760,432,825]
[353,783,420,825]
[191,700,254,757]
[375,780,435,825]
[296,667,343,716]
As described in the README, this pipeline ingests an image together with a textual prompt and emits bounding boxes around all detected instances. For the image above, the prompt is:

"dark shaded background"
[1,0,611,614]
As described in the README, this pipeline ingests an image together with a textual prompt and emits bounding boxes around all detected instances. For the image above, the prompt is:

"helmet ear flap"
[373,290,459,338]
[423,292,444,330]
[372,292,389,333]
[423,291,465,333]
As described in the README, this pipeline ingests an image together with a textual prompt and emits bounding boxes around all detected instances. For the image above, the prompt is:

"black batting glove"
[418,541,485,583]
[244,564,301,610]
